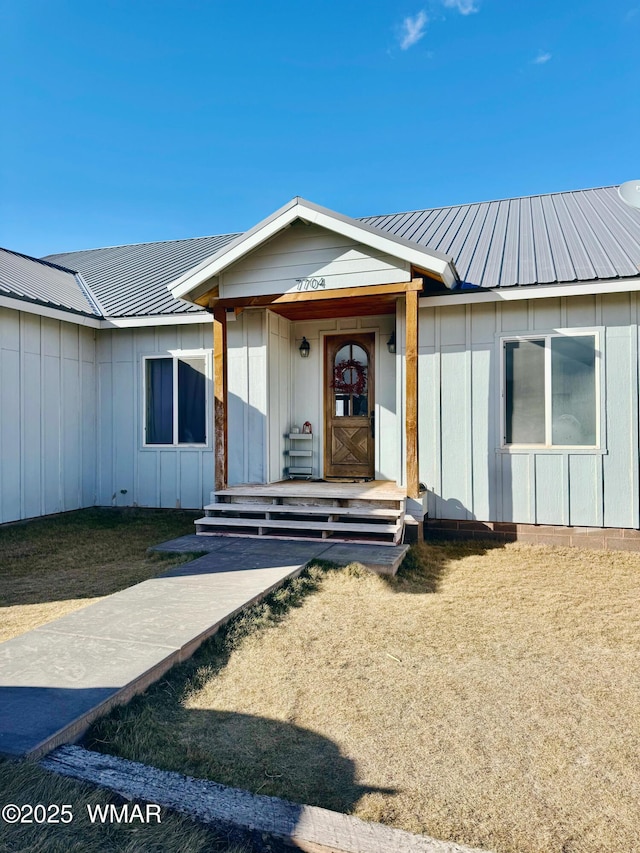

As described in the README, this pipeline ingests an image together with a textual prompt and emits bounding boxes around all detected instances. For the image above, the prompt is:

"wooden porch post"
[405,289,419,499]
[213,308,228,490]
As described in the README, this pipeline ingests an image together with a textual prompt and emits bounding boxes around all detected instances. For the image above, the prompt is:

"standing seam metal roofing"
[0,248,102,317]
[44,233,240,317]
[39,185,640,318]
[361,186,640,287]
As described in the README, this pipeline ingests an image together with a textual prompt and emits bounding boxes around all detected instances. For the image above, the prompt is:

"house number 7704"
[295,277,326,291]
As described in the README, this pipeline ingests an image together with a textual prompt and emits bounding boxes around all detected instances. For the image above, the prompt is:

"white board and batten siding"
[97,324,214,510]
[226,311,269,486]
[226,310,291,487]
[267,312,291,482]
[219,222,411,300]
[0,307,97,523]
[420,293,640,529]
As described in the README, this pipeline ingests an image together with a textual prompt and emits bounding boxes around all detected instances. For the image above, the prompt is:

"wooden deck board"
[215,480,406,502]
[204,503,404,519]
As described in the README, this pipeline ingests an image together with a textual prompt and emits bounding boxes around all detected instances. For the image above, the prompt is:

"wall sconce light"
[299,337,311,358]
[387,331,396,354]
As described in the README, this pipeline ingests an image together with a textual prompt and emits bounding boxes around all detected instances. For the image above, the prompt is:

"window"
[144,354,208,446]
[332,342,369,417]
[503,334,598,447]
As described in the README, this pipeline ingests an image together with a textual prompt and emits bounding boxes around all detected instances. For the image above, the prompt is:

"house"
[1,185,640,547]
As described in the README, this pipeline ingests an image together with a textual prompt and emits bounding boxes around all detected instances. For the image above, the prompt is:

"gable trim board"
[2,185,640,544]
[168,198,459,306]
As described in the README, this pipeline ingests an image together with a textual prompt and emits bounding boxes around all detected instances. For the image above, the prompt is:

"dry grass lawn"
[0,509,252,852]
[0,507,200,642]
[0,757,250,853]
[88,541,640,853]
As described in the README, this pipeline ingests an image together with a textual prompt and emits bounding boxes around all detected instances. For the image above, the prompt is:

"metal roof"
[44,233,239,317]
[362,185,640,288]
[0,248,101,317]
[38,185,640,318]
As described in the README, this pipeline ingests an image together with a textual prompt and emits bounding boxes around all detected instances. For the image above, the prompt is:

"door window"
[332,343,369,417]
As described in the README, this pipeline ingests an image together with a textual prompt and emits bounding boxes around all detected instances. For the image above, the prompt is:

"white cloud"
[533,51,552,64]
[399,11,428,50]
[443,0,479,14]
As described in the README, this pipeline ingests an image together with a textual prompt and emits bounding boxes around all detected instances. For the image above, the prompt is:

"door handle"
[370,410,375,438]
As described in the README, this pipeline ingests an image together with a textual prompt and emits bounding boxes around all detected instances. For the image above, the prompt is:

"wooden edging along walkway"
[42,746,492,853]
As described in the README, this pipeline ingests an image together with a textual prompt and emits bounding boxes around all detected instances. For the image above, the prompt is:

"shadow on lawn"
[388,538,507,594]
[84,561,394,814]
[89,707,393,814]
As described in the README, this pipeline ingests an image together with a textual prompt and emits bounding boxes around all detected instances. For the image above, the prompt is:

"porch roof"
[167,197,461,306]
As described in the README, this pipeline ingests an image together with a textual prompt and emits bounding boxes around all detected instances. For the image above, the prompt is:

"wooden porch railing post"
[405,289,419,499]
[213,308,228,490]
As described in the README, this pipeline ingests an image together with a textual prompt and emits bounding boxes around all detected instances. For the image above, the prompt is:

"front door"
[324,334,375,479]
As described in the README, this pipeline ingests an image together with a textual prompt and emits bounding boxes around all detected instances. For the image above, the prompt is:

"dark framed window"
[144,354,207,446]
[504,334,598,447]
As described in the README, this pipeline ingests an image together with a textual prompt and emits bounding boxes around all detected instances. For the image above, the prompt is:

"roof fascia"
[418,277,640,308]
[0,293,211,329]
[100,312,211,329]
[0,294,102,328]
[300,200,458,287]
[170,198,459,302]
[169,198,300,301]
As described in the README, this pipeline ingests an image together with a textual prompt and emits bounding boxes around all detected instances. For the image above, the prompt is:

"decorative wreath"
[332,359,367,396]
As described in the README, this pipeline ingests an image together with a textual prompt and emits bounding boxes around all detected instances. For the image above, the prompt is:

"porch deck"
[214,480,407,502]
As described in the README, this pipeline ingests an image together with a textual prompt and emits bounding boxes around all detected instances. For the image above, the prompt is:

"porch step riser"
[196,517,402,545]
[203,503,403,521]
[195,531,400,545]
[197,482,407,545]
[214,497,403,510]
[196,517,400,535]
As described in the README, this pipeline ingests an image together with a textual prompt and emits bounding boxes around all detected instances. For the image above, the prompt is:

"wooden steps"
[195,482,406,545]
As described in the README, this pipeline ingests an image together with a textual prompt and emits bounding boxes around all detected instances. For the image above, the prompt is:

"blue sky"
[1,0,638,256]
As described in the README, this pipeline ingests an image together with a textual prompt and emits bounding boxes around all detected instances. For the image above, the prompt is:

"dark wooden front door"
[324,334,375,479]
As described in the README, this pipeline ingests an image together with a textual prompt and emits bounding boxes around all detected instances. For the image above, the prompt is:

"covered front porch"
[167,196,460,534]
[224,307,407,487]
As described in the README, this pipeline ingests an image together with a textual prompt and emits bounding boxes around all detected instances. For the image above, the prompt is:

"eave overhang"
[418,276,640,308]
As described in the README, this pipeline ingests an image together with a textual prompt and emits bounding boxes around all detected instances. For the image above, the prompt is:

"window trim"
[499,329,603,451]
[142,350,211,448]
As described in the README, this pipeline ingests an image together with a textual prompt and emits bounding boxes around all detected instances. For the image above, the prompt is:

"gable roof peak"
[168,195,460,304]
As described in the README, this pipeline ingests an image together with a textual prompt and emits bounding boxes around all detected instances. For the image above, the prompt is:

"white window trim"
[498,329,604,453]
[142,350,212,448]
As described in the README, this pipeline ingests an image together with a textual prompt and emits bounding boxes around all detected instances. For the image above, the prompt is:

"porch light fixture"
[387,331,396,354]
[299,337,311,358]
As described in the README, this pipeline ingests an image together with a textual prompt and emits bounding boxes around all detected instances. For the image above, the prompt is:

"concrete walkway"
[0,536,408,759]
